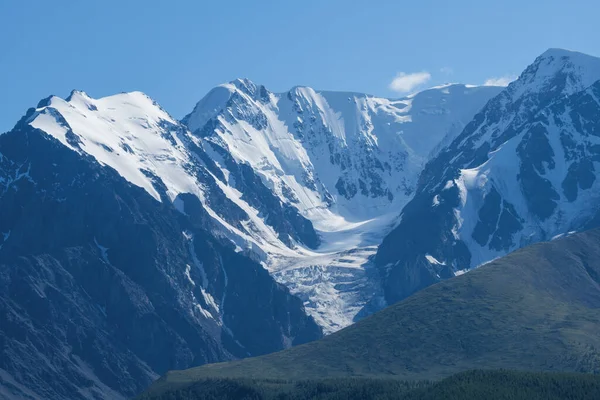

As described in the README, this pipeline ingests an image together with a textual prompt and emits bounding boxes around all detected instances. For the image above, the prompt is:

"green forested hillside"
[139,370,600,400]
[147,228,600,395]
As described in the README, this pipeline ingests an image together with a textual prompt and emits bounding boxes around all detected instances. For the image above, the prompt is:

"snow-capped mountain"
[0,81,503,398]
[6,45,599,400]
[8,80,501,334]
[185,79,501,221]
[377,48,600,304]
[28,90,319,257]
[0,78,501,399]
[183,80,502,330]
[0,96,322,400]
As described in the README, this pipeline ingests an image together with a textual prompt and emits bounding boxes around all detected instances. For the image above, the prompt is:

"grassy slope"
[146,228,600,394]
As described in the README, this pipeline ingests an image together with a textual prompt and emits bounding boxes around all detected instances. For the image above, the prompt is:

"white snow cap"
[511,48,600,97]
[29,90,199,201]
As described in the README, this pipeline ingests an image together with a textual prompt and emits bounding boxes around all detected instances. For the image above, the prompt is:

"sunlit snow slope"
[183,80,502,331]
[25,82,501,332]
[377,48,600,305]
[28,91,316,259]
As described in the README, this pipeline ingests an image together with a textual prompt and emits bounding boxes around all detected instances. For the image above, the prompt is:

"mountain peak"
[539,47,591,60]
[228,78,263,96]
[504,48,600,99]
[230,77,255,88]
[65,89,91,101]
[534,48,600,73]
[26,89,184,202]
[183,85,237,132]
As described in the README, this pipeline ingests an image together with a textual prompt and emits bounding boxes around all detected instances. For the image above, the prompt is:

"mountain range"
[2,48,600,399]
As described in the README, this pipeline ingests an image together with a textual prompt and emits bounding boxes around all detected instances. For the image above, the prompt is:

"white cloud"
[389,71,432,93]
[484,75,517,87]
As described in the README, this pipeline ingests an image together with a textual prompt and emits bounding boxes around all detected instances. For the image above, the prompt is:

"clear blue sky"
[1,0,599,132]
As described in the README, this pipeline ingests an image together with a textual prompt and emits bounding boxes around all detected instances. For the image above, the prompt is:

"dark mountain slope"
[146,227,600,391]
[0,116,321,399]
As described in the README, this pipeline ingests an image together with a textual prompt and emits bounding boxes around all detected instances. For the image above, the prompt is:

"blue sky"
[1,0,599,132]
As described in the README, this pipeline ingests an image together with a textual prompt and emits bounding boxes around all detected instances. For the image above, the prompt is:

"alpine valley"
[2,48,600,400]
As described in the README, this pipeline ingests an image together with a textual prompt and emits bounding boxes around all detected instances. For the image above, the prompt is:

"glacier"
[25,81,502,333]
[183,79,502,331]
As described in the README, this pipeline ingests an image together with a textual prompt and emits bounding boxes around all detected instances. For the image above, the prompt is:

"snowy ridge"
[377,48,600,306]
[448,77,600,267]
[27,90,304,260]
[184,80,501,331]
[511,48,600,99]
[186,80,502,222]
[25,81,501,333]
[453,48,600,158]
[444,48,600,268]
[30,91,198,201]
